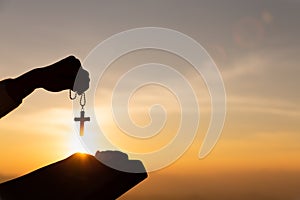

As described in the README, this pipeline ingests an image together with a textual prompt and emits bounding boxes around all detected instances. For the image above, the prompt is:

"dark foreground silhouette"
[0,151,147,200]
[0,57,147,199]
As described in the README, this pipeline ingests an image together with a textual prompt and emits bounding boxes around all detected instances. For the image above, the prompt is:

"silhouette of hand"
[4,56,90,108]
[0,152,147,200]
[40,56,89,94]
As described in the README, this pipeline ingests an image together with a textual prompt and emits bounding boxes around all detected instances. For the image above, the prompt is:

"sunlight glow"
[67,136,90,154]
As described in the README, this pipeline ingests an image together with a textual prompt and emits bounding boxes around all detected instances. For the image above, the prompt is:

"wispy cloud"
[228,95,300,117]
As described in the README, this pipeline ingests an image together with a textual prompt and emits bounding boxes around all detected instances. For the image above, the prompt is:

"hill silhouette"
[0,151,147,200]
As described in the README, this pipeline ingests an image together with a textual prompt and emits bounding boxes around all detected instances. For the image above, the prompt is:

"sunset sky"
[0,0,300,199]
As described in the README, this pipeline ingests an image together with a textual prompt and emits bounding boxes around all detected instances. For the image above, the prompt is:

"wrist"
[29,67,45,89]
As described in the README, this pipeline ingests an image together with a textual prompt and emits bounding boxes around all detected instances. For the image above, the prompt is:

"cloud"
[0,107,73,137]
[228,95,300,117]
[222,45,300,106]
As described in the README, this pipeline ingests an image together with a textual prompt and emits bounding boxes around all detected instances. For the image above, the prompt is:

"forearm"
[6,68,43,101]
[0,56,87,118]
[0,68,44,118]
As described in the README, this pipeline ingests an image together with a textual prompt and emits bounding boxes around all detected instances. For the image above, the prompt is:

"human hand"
[0,152,147,200]
[40,56,89,94]
[1,56,90,118]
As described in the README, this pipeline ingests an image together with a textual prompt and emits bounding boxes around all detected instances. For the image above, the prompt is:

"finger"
[75,77,90,95]
[73,68,90,94]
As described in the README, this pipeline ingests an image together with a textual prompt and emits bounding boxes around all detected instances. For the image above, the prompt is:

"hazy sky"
[0,1,300,199]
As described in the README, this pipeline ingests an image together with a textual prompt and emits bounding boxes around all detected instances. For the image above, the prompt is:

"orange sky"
[1,1,300,199]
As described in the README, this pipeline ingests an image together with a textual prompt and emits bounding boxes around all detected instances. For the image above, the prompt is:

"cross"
[74,110,90,136]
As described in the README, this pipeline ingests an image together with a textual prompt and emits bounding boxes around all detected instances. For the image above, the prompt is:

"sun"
[67,134,90,154]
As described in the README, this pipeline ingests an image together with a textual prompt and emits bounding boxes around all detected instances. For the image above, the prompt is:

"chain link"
[80,93,86,110]
[69,90,86,111]
[69,90,77,100]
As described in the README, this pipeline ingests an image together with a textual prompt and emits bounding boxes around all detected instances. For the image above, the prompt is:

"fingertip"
[67,55,80,63]
[68,55,76,59]
[71,56,81,68]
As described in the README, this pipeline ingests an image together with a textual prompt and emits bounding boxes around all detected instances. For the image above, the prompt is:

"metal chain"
[80,93,86,110]
[69,90,86,110]
[69,90,77,100]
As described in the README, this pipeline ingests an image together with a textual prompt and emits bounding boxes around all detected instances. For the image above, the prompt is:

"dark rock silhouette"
[0,151,147,200]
